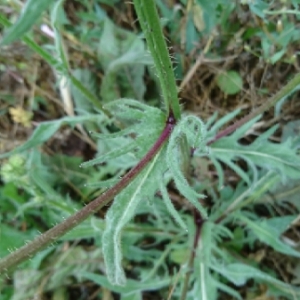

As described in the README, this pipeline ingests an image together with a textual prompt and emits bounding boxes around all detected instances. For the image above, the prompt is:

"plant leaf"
[102,150,165,285]
[206,116,300,188]
[193,221,217,300]
[70,69,97,114]
[214,280,242,300]
[216,70,243,95]
[207,109,241,138]
[212,262,295,292]
[0,115,103,159]
[1,0,52,45]
[81,271,170,294]
[80,142,135,168]
[159,178,187,230]
[237,213,300,258]
[98,19,151,102]
[167,115,207,218]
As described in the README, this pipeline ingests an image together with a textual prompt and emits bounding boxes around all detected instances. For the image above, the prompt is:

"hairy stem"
[208,72,300,145]
[0,117,175,272]
[133,0,181,120]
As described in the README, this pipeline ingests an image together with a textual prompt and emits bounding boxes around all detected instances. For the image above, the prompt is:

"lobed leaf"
[206,115,300,188]
[207,108,241,138]
[90,126,136,140]
[80,142,135,168]
[102,150,166,285]
[167,115,208,218]
[212,262,300,296]
[159,178,187,231]
[81,271,170,294]
[104,99,165,136]
[214,280,242,300]
[237,213,300,258]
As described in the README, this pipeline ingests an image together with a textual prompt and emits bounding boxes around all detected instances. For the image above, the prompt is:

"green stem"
[133,0,181,120]
[208,72,300,144]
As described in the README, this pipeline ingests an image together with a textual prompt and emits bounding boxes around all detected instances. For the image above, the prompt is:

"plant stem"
[0,117,175,273]
[180,211,204,300]
[133,0,181,120]
[208,72,300,145]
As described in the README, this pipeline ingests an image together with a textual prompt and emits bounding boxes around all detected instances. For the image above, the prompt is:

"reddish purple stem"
[0,113,176,272]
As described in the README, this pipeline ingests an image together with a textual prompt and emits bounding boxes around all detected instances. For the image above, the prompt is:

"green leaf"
[159,178,187,230]
[81,272,170,294]
[167,115,207,218]
[262,177,300,210]
[61,218,104,241]
[70,69,97,114]
[50,0,69,68]
[207,109,241,139]
[26,150,60,198]
[85,178,119,189]
[248,0,268,19]
[193,221,217,300]
[1,0,52,45]
[212,263,294,291]
[121,292,142,300]
[81,142,135,168]
[102,150,165,285]
[262,215,297,235]
[169,248,189,264]
[269,49,286,64]
[216,70,243,95]
[0,115,104,159]
[211,171,280,221]
[214,281,242,300]
[0,224,36,257]
[185,12,198,53]
[82,99,166,169]
[98,19,151,102]
[196,0,221,34]
[207,116,300,188]
[282,120,300,144]
[237,214,300,258]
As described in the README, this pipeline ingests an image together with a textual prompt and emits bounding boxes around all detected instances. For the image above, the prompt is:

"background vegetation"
[0,0,300,299]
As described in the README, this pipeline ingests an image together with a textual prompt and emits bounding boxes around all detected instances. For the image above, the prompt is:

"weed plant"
[0,0,300,299]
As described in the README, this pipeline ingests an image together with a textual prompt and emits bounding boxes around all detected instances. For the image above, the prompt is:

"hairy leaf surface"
[102,150,166,284]
[212,262,300,296]
[204,114,300,188]
[237,213,300,258]
[167,115,208,218]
